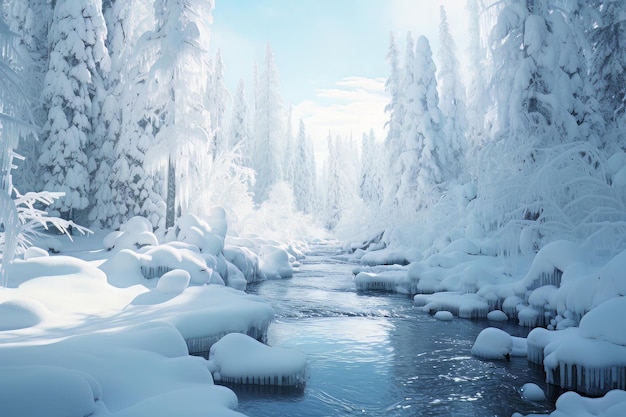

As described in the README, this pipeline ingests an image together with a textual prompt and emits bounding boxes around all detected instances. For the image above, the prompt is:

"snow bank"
[208,333,307,387]
[513,390,626,417]
[0,322,245,417]
[542,298,626,395]
[0,298,48,330]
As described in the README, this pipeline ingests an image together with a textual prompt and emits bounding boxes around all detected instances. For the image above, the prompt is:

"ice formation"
[513,389,626,417]
[208,333,307,387]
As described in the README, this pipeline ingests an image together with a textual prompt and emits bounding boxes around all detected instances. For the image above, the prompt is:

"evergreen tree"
[208,49,229,158]
[360,129,383,208]
[438,5,467,179]
[38,0,110,222]
[588,0,626,149]
[398,36,446,211]
[465,0,489,148]
[229,79,252,166]
[283,105,296,189]
[139,0,214,228]
[291,119,315,214]
[253,43,284,204]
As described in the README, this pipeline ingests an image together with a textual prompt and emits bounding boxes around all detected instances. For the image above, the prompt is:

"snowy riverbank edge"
[0,213,307,417]
[347,238,626,417]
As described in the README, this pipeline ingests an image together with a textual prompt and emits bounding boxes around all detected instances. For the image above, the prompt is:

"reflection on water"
[238,248,555,417]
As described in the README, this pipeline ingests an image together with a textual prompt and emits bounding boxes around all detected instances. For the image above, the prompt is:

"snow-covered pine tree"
[139,0,214,228]
[253,43,284,204]
[437,5,468,180]
[38,0,109,223]
[283,105,296,191]
[397,35,446,212]
[359,129,383,208]
[465,0,489,149]
[208,49,229,158]
[291,119,315,214]
[383,32,408,212]
[587,0,626,151]
[229,79,252,167]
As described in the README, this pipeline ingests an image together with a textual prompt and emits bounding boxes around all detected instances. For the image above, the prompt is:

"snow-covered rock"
[208,333,307,386]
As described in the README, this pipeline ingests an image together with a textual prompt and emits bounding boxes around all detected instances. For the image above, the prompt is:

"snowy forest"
[3,0,626,416]
[2,0,626,259]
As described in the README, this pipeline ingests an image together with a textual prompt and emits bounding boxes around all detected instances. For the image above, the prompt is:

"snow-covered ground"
[0,214,307,417]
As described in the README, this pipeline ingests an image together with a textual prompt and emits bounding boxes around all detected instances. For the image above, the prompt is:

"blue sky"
[209,0,469,150]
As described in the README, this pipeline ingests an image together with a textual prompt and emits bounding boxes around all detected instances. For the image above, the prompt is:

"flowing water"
[233,243,555,417]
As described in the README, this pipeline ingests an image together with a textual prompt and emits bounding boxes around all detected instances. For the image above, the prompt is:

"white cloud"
[293,77,388,168]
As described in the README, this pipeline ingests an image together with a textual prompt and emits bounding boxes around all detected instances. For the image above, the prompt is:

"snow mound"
[0,298,48,330]
[105,216,158,251]
[471,327,513,360]
[579,296,626,346]
[520,383,546,402]
[223,245,260,283]
[415,292,490,319]
[487,310,508,321]
[156,269,190,294]
[434,311,453,321]
[258,245,293,279]
[208,333,307,387]
[23,246,49,260]
[471,327,526,360]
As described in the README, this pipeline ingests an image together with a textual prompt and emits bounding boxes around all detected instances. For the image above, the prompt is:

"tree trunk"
[166,157,176,229]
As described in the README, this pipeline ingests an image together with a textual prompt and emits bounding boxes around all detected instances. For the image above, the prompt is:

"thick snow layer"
[0,322,246,417]
[208,333,307,386]
[415,292,490,319]
[0,298,49,330]
[23,246,49,260]
[517,240,583,292]
[579,296,626,346]
[223,245,260,283]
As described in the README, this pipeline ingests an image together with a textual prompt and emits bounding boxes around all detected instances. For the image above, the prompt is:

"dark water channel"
[235,243,554,416]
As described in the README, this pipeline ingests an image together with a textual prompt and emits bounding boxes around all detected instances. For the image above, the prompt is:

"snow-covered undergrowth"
[0,212,306,417]
[349,233,626,406]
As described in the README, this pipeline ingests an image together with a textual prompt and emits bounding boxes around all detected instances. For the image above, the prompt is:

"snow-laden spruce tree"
[207,49,229,158]
[291,120,315,214]
[139,0,214,228]
[397,36,447,213]
[359,129,383,209]
[253,43,284,204]
[437,5,468,180]
[465,0,489,150]
[476,0,624,255]
[228,79,252,167]
[283,106,296,190]
[89,0,158,229]
[587,0,626,151]
[37,0,110,223]
[383,32,411,212]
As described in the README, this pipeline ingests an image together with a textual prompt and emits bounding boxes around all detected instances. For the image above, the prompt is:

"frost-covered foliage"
[291,120,316,214]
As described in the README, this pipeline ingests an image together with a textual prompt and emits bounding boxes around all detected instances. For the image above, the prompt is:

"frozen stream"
[234,243,555,416]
